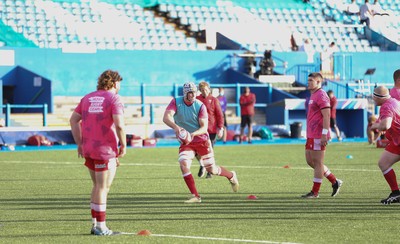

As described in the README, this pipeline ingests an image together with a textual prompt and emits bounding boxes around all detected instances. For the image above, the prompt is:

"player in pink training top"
[163,82,239,203]
[370,85,400,204]
[302,72,343,199]
[389,69,400,101]
[70,70,126,236]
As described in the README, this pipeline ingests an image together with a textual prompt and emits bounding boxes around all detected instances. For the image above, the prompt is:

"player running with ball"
[163,82,239,203]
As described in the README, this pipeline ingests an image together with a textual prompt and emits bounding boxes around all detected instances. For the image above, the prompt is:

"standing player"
[370,86,400,204]
[239,87,256,143]
[217,87,228,144]
[196,81,224,179]
[163,82,239,203]
[327,90,342,141]
[389,69,400,100]
[70,70,126,235]
[302,72,343,198]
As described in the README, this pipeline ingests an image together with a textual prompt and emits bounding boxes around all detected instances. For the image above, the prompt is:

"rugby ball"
[177,128,192,145]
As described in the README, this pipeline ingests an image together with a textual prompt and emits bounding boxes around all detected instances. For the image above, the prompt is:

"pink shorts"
[305,138,326,151]
[84,157,118,172]
[179,139,214,157]
[385,142,400,155]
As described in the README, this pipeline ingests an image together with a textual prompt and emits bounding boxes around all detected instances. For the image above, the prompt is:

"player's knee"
[378,160,388,171]
[179,158,192,167]
[179,154,192,168]
[201,156,214,166]
[203,157,219,175]
[205,165,219,175]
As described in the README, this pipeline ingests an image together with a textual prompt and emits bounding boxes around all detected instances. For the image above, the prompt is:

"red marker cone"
[247,195,258,200]
[137,229,152,236]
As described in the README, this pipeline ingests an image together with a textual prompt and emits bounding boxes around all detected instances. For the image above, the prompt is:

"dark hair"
[308,72,323,81]
[264,50,272,59]
[97,70,123,90]
[393,69,400,82]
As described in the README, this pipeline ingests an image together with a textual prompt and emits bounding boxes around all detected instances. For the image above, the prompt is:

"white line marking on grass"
[5,161,80,165]
[4,161,381,172]
[120,232,300,244]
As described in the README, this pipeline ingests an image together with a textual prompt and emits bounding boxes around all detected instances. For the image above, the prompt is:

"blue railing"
[286,64,320,85]
[2,104,48,127]
[3,80,389,127]
[126,83,272,123]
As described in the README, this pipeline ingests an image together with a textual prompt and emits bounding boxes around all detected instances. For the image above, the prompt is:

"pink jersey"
[378,97,400,146]
[307,89,331,138]
[165,98,209,142]
[389,87,400,101]
[74,90,124,160]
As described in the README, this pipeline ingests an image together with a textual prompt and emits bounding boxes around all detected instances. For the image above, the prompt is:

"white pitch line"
[120,232,300,244]
[2,161,382,172]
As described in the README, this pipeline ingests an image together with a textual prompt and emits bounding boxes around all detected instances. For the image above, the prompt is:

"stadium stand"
[0,0,399,131]
[154,0,381,52]
[310,0,400,49]
[0,0,389,52]
[0,0,205,50]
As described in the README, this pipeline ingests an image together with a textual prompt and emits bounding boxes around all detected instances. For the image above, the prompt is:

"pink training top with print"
[75,90,124,160]
[389,88,400,101]
[378,97,400,147]
[307,89,331,139]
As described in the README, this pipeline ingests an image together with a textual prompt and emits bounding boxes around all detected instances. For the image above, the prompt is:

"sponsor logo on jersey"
[88,96,105,113]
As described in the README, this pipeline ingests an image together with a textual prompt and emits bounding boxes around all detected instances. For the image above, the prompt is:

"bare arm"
[321,108,330,144]
[69,111,83,158]
[192,117,208,137]
[163,109,180,134]
[113,114,126,158]
[371,117,392,131]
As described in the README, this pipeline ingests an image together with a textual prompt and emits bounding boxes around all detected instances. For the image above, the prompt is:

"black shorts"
[209,133,217,147]
[330,118,337,128]
[241,115,253,128]
[223,112,227,127]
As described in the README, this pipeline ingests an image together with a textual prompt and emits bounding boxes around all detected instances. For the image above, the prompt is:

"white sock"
[96,221,107,230]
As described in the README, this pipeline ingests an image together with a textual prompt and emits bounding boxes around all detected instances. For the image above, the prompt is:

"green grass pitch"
[1,142,399,243]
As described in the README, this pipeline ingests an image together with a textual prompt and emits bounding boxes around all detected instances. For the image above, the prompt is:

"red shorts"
[84,157,118,172]
[179,139,214,157]
[385,142,400,155]
[305,138,326,151]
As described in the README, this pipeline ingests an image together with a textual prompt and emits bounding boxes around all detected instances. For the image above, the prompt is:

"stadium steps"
[7,95,244,127]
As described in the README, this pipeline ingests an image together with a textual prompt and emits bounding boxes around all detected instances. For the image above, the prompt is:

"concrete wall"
[1,48,398,98]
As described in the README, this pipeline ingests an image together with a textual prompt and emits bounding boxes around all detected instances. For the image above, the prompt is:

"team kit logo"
[88,96,105,113]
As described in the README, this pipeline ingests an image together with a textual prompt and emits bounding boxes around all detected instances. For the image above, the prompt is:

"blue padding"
[0,130,74,145]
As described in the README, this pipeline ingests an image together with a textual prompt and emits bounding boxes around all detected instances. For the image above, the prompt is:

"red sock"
[96,211,106,222]
[312,178,322,195]
[92,203,106,222]
[183,174,199,197]
[91,209,96,218]
[383,168,399,191]
[324,170,337,184]
[218,166,233,179]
